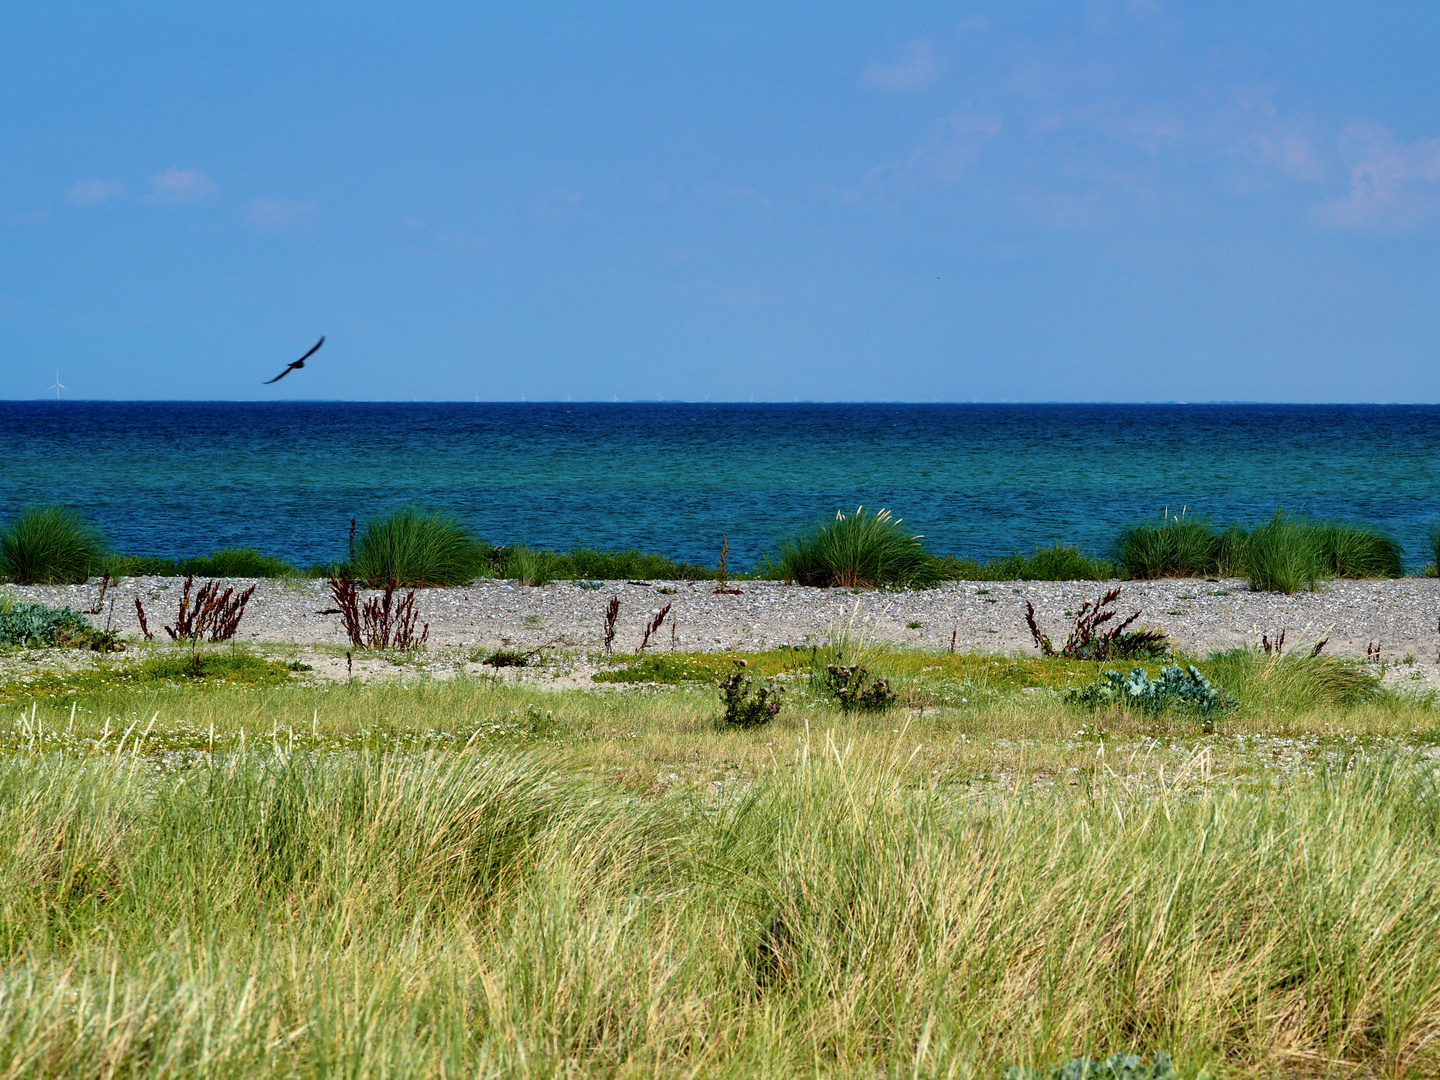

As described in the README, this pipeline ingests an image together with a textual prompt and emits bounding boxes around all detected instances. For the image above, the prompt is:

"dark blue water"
[4,402,1439,569]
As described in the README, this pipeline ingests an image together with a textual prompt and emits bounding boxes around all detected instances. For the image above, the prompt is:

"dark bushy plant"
[1026,587,1169,661]
[0,504,104,585]
[822,663,896,711]
[351,506,489,587]
[1427,522,1440,576]
[0,597,95,648]
[718,660,783,726]
[776,508,941,590]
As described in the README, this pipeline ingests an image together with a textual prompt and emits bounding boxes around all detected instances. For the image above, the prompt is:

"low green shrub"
[0,504,104,585]
[187,548,298,578]
[776,508,941,589]
[351,506,490,587]
[0,596,95,648]
[718,659,783,726]
[1068,665,1235,723]
[940,543,1115,582]
[103,548,299,579]
[554,547,718,581]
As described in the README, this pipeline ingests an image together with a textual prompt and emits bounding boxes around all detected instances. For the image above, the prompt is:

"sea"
[5,402,1440,570]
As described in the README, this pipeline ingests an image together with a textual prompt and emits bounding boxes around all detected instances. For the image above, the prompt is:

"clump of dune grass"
[940,543,1115,582]
[1310,519,1403,578]
[503,544,558,587]
[777,507,941,589]
[1244,510,1328,593]
[1116,512,1220,579]
[1117,509,1403,591]
[350,506,490,587]
[1204,644,1383,713]
[0,504,104,585]
[1426,522,1440,576]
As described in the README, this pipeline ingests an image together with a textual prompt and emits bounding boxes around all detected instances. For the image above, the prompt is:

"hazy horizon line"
[4,397,1438,407]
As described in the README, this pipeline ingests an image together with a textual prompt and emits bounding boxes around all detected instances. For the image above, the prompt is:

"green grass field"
[0,640,1437,1078]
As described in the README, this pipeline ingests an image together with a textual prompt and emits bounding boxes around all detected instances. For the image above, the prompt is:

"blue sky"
[2,2,1438,402]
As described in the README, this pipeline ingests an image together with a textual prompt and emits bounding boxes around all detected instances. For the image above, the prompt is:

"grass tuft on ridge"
[0,504,105,585]
[350,506,490,587]
[1118,510,1403,591]
[776,507,942,589]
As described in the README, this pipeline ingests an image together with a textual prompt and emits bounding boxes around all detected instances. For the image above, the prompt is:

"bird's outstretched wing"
[263,335,325,384]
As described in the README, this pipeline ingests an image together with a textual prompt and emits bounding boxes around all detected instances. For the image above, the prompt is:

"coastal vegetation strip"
[2,502,1436,592]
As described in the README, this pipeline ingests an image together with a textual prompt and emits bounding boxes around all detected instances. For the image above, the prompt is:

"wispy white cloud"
[927,109,1004,179]
[245,197,317,233]
[839,107,1002,204]
[1250,127,1323,182]
[400,215,426,230]
[864,40,939,94]
[66,178,126,207]
[147,166,218,206]
[1316,121,1440,233]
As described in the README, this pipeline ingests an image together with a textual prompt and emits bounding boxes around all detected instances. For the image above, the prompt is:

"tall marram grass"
[1427,522,1440,577]
[350,506,490,587]
[777,507,941,589]
[1,740,1438,1077]
[0,504,104,585]
[1205,646,1383,712]
[1119,510,1404,591]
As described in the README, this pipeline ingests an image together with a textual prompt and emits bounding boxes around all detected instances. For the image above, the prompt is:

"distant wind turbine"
[50,371,66,400]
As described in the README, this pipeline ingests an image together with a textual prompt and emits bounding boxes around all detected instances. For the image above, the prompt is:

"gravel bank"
[11,576,1440,663]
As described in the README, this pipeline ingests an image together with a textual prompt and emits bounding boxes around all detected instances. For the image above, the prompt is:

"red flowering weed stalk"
[1025,586,1168,661]
[328,575,429,650]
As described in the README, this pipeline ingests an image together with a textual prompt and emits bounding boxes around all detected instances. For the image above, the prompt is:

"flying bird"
[263,336,325,384]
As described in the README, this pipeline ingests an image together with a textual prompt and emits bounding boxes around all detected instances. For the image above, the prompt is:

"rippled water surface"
[6,402,1439,568]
